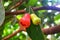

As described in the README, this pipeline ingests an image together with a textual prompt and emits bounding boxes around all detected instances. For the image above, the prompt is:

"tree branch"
[32,6,60,11]
[42,25,60,35]
[5,10,26,16]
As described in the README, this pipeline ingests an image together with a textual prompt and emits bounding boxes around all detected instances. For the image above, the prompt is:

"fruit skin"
[19,13,30,28]
[30,13,41,25]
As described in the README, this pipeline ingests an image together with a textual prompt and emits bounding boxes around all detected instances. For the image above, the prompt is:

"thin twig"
[2,26,26,40]
[2,29,21,40]
[9,0,25,11]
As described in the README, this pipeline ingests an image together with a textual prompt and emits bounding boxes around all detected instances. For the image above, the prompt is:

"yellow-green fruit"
[30,13,41,25]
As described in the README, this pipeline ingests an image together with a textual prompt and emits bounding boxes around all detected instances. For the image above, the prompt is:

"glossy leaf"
[27,22,45,40]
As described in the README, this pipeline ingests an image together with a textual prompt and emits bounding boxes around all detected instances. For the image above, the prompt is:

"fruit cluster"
[19,13,41,29]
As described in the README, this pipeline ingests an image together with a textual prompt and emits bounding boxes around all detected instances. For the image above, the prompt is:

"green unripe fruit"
[16,14,24,20]
[31,13,41,25]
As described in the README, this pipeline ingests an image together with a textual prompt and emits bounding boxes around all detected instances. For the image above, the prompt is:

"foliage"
[0,0,60,40]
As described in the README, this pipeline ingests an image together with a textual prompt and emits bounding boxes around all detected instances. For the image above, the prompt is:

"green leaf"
[54,14,60,21]
[27,22,45,40]
[13,23,19,30]
[0,0,5,26]
[26,0,37,6]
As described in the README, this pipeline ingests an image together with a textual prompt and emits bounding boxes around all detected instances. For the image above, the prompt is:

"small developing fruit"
[19,13,30,28]
[16,14,24,20]
[30,13,41,25]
